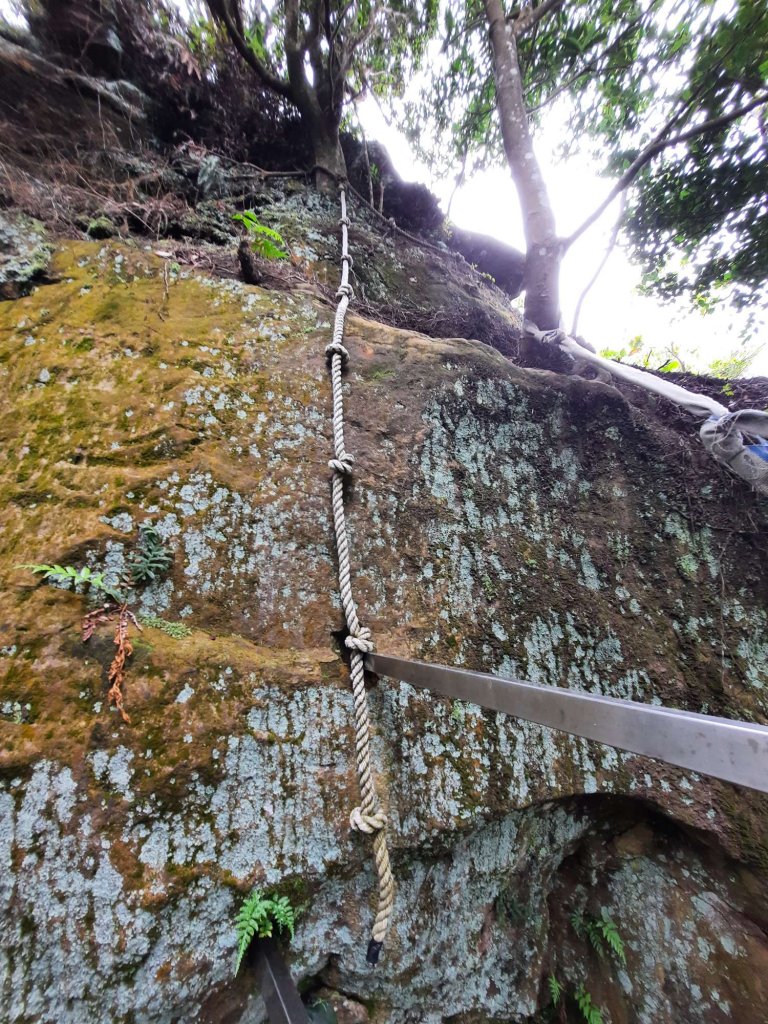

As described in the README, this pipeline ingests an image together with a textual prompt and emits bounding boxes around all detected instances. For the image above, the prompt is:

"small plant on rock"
[18,520,181,724]
[234,889,296,975]
[539,907,626,1023]
[232,211,288,260]
[18,563,124,603]
[127,522,173,585]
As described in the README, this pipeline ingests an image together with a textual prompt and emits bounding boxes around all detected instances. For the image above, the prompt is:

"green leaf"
[548,974,562,1006]
[234,889,297,976]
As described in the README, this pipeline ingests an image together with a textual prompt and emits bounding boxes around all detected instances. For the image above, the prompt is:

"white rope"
[325,185,395,964]
[526,323,768,496]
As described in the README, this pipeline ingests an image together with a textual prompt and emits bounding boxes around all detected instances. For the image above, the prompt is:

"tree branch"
[571,192,627,335]
[563,91,768,250]
[510,0,564,38]
[207,1,291,98]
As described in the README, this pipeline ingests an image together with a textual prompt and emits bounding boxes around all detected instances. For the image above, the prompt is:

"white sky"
[359,97,767,377]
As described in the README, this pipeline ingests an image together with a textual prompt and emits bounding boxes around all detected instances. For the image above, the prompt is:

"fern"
[234,890,297,975]
[19,563,124,603]
[586,919,606,959]
[267,894,296,938]
[571,908,626,966]
[138,615,192,639]
[128,522,173,585]
[548,974,563,1006]
[597,910,626,966]
[574,983,604,1024]
[232,211,288,260]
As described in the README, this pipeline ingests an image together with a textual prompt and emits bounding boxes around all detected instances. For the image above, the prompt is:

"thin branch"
[208,2,292,98]
[510,0,564,37]
[526,65,595,114]
[564,91,768,250]
[571,192,627,335]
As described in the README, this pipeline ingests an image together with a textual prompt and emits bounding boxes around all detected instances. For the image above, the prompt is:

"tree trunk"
[309,118,347,193]
[484,0,561,330]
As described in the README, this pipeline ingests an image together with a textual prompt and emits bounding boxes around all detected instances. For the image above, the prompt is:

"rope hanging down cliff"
[325,184,395,966]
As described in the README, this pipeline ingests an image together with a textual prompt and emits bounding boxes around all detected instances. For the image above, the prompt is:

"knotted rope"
[325,185,395,965]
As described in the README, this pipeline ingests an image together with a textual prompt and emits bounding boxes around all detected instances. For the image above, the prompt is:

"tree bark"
[283,0,346,188]
[484,0,561,329]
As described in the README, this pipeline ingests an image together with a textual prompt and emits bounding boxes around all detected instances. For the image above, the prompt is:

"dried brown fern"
[106,605,140,724]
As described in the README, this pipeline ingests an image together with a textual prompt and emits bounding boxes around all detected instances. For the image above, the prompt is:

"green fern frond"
[598,910,626,965]
[575,983,604,1024]
[232,211,288,260]
[586,919,606,958]
[547,973,562,1006]
[267,894,296,938]
[570,909,586,938]
[235,890,271,975]
[128,523,173,585]
[233,889,298,975]
[18,563,124,602]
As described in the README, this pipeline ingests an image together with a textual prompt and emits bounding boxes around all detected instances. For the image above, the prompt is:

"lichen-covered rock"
[0,240,766,1024]
[0,210,53,299]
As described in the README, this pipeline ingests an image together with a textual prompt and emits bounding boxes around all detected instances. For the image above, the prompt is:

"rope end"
[366,939,383,966]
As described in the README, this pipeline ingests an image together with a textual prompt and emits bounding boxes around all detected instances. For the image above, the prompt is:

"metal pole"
[365,653,768,794]
[252,939,308,1024]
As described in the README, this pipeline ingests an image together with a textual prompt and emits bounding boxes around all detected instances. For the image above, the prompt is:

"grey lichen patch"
[0,210,54,299]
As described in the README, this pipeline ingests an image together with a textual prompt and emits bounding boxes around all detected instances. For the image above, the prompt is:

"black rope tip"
[366,939,383,965]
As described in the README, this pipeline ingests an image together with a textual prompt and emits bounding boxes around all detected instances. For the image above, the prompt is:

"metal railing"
[253,939,308,1024]
[365,653,768,794]
[252,651,768,1022]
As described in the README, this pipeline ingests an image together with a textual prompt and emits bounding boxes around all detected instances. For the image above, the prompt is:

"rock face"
[0,232,767,1024]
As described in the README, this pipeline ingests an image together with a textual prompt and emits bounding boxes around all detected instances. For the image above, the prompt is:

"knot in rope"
[350,806,387,834]
[336,282,354,300]
[329,452,355,474]
[345,626,374,653]
[325,340,350,363]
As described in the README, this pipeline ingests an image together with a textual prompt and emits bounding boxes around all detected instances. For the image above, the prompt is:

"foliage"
[402,0,768,311]
[305,999,338,1024]
[204,0,439,173]
[574,983,604,1024]
[599,336,762,379]
[624,0,768,311]
[232,210,288,259]
[20,521,177,724]
[18,563,124,603]
[570,909,626,966]
[547,973,563,1006]
[234,889,297,975]
[138,615,192,639]
[451,699,465,724]
[128,522,174,585]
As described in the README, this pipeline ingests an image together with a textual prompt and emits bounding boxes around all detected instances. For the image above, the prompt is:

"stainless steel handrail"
[366,652,768,794]
[253,939,309,1024]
